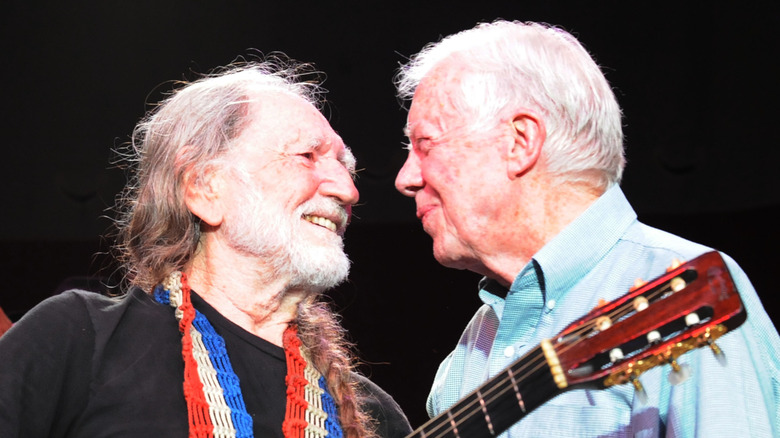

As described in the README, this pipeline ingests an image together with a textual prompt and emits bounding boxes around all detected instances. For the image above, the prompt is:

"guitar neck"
[406,252,746,438]
[408,346,565,438]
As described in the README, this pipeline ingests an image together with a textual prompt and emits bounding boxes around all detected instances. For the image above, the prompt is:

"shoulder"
[26,287,166,331]
[354,373,412,438]
[0,290,106,436]
[1,287,178,368]
[1,289,105,342]
[13,286,156,317]
[623,221,712,259]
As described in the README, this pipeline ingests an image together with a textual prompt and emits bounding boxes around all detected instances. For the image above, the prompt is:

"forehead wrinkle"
[270,125,313,156]
[409,65,469,139]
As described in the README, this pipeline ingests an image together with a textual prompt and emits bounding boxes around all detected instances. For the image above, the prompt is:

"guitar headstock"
[546,251,747,392]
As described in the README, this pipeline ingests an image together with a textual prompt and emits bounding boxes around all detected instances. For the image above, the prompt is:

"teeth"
[304,215,338,232]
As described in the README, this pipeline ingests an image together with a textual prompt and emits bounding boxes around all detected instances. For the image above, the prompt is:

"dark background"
[1,0,778,428]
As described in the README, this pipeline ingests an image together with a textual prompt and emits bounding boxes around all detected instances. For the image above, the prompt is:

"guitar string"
[559,282,678,342]
[415,282,678,438]
[415,350,551,438]
[520,281,678,381]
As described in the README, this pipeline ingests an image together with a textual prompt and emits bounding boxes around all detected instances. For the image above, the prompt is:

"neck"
[184,233,310,347]
[479,176,603,287]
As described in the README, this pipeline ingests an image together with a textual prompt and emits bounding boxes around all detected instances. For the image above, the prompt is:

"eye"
[298,151,315,161]
[415,138,433,155]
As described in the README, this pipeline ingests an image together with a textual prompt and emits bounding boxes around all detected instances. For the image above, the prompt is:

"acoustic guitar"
[407,251,747,437]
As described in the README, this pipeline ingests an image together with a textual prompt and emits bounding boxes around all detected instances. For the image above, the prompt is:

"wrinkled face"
[222,91,359,289]
[395,63,510,272]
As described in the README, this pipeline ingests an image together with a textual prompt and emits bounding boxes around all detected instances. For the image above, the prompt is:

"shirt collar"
[479,185,637,304]
[533,185,637,302]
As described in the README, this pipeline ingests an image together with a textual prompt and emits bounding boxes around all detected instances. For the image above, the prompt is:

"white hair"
[396,20,625,190]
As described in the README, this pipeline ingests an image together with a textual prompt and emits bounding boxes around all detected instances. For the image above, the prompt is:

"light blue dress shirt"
[426,186,780,437]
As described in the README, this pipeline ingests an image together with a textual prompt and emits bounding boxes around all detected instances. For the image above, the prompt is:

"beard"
[222,180,351,291]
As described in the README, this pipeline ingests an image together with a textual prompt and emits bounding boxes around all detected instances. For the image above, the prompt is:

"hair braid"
[296,297,377,438]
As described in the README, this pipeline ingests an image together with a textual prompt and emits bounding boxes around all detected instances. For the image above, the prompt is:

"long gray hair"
[115,60,321,291]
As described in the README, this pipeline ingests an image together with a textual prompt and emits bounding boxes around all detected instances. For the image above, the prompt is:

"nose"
[320,158,360,206]
[395,150,423,197]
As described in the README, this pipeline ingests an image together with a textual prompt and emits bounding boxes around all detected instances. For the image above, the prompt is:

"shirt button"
[547,299,556,310]
[504,346,515,357]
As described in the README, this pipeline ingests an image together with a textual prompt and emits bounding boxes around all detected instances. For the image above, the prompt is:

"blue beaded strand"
[320,376,344,438]
[154,285,254,438]
[192,308,254,437]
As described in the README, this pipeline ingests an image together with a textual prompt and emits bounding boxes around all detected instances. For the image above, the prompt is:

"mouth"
[303,214,340,233]
[416,204,435,221]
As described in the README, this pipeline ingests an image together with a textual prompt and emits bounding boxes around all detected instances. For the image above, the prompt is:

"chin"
[286,242,351,290]
[432,242,475,272]
[433,251,463,270]
[436,258,469,272]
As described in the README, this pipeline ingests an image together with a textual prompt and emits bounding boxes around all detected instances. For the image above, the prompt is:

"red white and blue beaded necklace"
[153,271,344,438]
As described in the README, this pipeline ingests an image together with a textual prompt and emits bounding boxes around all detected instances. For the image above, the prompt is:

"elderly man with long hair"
[0,60,411,438]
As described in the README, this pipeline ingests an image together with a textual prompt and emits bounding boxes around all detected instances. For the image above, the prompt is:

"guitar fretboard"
[408,346,561,438]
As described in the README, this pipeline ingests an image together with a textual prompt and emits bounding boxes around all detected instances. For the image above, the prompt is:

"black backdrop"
[1,1,778,428]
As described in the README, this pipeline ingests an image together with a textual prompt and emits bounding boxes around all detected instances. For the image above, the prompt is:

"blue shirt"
[426,186,780,437]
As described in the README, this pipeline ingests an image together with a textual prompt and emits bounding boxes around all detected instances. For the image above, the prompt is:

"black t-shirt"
[0,288,412,437]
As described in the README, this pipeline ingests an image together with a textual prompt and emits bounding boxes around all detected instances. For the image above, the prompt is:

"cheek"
[420,153,462,189]
[425,140,484,185]
[257,178,314,217]
[435,168,500,227]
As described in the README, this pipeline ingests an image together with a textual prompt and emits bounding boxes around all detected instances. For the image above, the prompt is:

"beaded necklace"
[153,271,344,438]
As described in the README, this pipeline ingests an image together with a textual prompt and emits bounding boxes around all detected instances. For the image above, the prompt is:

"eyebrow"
[301,135,356,175]
[340,147,357,175]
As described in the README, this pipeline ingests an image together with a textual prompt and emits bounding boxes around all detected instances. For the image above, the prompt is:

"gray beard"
[222,186,351,291]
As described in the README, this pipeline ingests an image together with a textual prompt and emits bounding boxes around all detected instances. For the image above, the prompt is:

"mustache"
[297,198,351,231]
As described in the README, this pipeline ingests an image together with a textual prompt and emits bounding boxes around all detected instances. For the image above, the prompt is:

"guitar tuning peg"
[669,276,687,292]
[633,296,649,312]
[709,341,728,366]
[666,258,684,272]
[667,360,691,385]
[595,316,612,331]
[629,278,647,291]
[630,376,648,404]
[592,298,608,311]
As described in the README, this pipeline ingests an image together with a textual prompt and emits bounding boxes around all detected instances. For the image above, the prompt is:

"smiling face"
[395,62,515,274]
[220,90,359,289]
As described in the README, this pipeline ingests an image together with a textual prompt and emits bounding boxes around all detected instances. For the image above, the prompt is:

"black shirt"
[0,288,412,437]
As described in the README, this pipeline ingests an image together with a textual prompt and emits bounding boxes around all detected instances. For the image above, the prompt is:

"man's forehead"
[405,61,470,135]
[406,87,458,138]
[246,89,325,126]
[244,93,335,141]
[239,90,355,171]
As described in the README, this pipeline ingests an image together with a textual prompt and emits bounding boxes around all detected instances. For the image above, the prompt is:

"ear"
[182,164,225,227]
[506,111,546,179]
